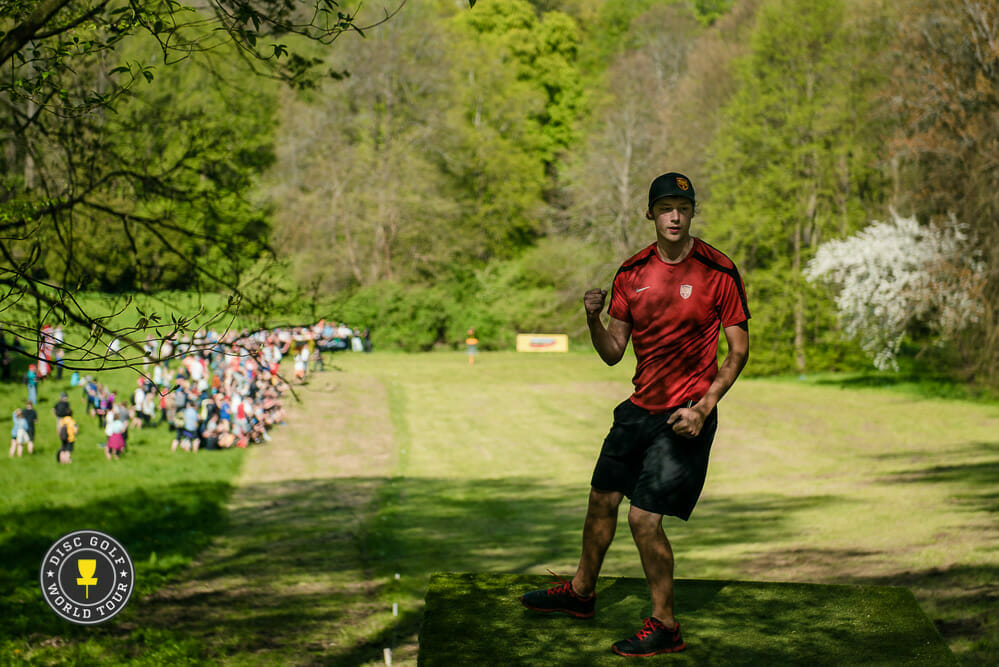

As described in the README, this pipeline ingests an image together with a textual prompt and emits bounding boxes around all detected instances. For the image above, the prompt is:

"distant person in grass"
[57,409,78,464]
[22,400,38,450]
[521,172,750,657]
[465,328,478,365]
[9,408,32,457]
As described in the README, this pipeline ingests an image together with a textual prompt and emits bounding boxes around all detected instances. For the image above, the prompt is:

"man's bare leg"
[571,487,623,597]
[628,504,676,627]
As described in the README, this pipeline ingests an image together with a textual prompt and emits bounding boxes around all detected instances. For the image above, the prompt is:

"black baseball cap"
[648,172,695,208]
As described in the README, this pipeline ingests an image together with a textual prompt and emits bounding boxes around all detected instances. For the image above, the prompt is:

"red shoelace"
[636,617,666,640]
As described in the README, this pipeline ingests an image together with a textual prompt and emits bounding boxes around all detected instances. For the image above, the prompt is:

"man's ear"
[645,209,653,220]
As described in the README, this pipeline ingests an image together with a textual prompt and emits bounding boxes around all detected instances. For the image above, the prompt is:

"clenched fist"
[584,289,607,319]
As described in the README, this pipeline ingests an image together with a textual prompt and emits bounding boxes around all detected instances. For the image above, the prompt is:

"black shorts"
[590,399,718,520]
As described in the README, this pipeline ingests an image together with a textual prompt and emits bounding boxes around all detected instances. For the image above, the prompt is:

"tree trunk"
[793,214,806,372]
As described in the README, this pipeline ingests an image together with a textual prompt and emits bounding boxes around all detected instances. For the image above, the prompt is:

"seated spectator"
[128,404,144,431]
[216,419,236,449]
[200,415,221,450]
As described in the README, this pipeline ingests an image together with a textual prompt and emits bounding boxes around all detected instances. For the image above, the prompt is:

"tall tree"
[559,2,702,255]
[267,2,459,291]
[887,0,999,383]
[0,0,461,368]
[440,0,584,257]
[704,0,888,373]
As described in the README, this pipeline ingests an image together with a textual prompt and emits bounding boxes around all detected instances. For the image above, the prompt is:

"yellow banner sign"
[516,334,569,353]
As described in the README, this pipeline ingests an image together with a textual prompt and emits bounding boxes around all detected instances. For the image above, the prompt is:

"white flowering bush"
[805,210,985,370]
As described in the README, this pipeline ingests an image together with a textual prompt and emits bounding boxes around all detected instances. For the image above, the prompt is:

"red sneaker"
[612,617,686,656]
[520,572,595,619]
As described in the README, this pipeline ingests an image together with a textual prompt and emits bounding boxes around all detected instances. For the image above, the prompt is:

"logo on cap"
[676,177,690,191]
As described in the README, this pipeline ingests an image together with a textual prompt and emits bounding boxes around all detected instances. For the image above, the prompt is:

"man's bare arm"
[669,321,749,437]
[584,288,632,366]
[697,321,749,415]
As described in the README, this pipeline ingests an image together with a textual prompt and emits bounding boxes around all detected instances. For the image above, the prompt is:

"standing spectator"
[57,409,78,464]
[54,347,65,380]
[310,343,324,372]
[132,380,146,423]
[22,401,38,450]
[293,346,309,383]
[465,328,478,366]
[351,329,365,352]
[105,414,126,461]
[25,364,38,406]
[161,390,176,425]
[95,385,111,428]
[175,400,201,453]
[9,409,32,457]
[1,343,10,381]
[142,390,156,428]
[53,392,72,435]
[161,337,174,367]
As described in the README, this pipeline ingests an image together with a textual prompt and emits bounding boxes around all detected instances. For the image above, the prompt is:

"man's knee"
[588,487,623,516]
[627,504,663,535]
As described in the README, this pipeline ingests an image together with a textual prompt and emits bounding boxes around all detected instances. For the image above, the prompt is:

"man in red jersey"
[521,172,750,657]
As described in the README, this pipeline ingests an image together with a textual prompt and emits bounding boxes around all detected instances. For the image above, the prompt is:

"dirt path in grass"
[138,369,405,665]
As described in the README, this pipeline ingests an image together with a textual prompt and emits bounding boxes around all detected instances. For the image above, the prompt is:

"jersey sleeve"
[717,267,750,327]
[608,269,632,323]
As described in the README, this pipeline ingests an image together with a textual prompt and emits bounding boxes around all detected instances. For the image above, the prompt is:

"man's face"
[647,196,694,244]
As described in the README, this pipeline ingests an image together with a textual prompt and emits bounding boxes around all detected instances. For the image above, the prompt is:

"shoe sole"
[520,600,594,619]
[611,643,686,657]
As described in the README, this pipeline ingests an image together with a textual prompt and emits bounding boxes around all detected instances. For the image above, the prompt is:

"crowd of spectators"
[7,320,369,464]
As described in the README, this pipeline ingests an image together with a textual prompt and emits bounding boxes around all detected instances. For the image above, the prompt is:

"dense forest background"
[2,0,996,383]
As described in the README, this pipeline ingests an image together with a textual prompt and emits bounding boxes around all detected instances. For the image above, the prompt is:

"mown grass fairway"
[1,351,996,664]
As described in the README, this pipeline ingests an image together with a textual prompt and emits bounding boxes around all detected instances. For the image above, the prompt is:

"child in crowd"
[10,409,32,457]
[105,414,126,461]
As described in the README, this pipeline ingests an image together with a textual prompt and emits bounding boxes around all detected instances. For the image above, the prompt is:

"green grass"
[1,350,996,664]
[420,573,956,665]
[0,366,247,664]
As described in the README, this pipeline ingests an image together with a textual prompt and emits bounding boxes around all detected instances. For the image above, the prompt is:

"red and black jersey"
[608,238,750,412]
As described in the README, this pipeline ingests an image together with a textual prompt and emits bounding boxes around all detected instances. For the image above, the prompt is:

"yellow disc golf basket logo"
[40,530,135,624]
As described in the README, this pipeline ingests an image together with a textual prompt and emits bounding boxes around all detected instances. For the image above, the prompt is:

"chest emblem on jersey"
[679,284,693,299]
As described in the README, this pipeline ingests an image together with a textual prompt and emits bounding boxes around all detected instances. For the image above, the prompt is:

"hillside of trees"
[2,0,996,384]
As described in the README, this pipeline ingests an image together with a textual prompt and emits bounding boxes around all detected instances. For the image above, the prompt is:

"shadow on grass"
[807,371,997,402]
[3,473,976,664]
[851,564,999,656]
[137,476,841,664]
[0,480,233,645]
[420,573,956,666]
[1,472,843,664]
[871,441,999,517]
